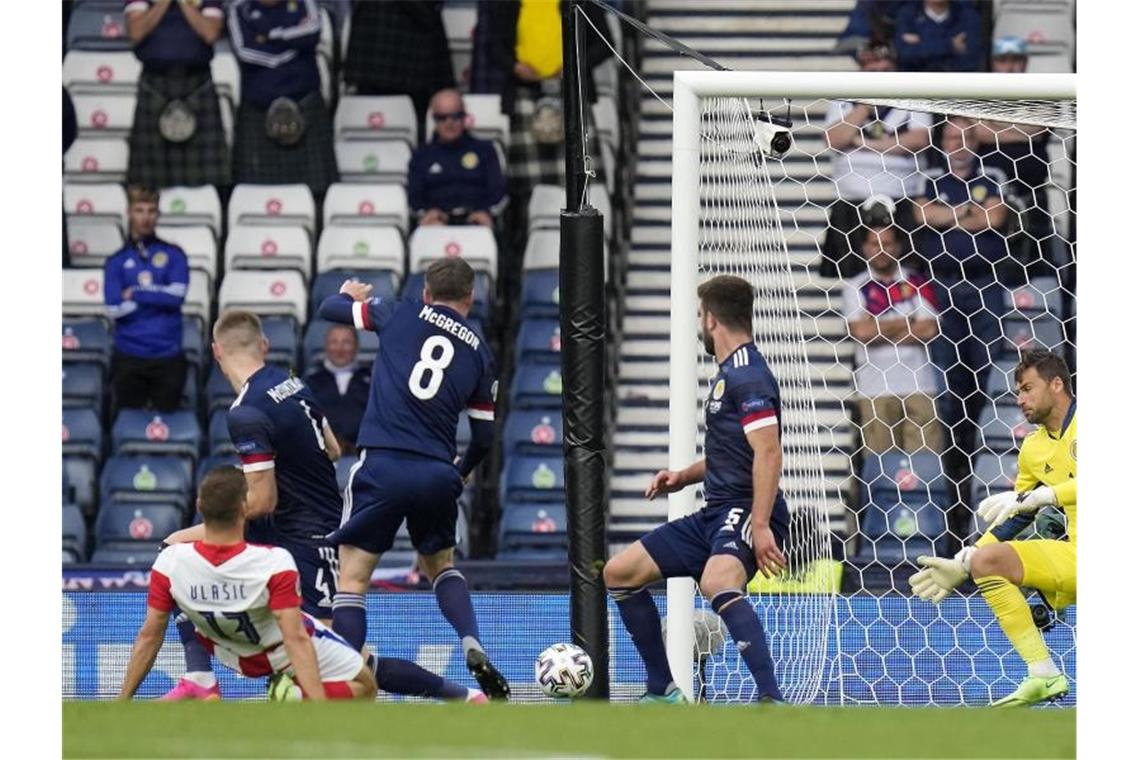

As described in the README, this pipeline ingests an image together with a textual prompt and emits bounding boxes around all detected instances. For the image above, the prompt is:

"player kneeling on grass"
[119,467,376,701]
[909,349,1075,707]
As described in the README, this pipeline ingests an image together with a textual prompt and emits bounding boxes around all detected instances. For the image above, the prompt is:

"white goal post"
[667,71,1077,704]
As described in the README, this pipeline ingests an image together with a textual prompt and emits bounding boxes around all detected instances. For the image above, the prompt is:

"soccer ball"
[535,642,593,698]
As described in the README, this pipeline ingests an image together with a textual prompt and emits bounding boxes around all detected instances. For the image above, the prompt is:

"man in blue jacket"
[894,0,982,72]
[408,88,506,227]
[104,185,189,416]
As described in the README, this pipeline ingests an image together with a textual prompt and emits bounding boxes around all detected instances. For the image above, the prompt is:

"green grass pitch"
[63,702,1074,759]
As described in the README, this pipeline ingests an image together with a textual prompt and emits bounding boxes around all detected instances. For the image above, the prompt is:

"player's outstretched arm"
[118,606,170,700]
[273,607,326,701]
[644,459,705,500]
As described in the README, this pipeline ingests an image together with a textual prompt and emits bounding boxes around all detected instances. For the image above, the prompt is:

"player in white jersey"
[119,467,376,701]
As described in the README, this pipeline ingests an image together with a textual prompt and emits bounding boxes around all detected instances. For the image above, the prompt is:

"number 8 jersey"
[319,294,497,464]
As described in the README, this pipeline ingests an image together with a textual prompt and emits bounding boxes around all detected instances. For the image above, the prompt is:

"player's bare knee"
[970,544,1019,583]
[700,558,746,601]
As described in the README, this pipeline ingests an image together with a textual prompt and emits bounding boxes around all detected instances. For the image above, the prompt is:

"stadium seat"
[95,502,184,545]
[228,184,316,235]
[72,91,136,137]
[100,455,192,513]
[63,455,98,514]
[399,271,491,323]
[515,319,561,364]
[63,50,141,93]
[498,503,568,559]
[262,315,301,370]
[62,318,111,368]
[180,365,199,413]
[211,49,241,105]
[971,453,1020,507]
[323,183,409,234]
[218,270,308,323]
[62,268,107,318]
[316,226,406,276]
[65,137,129,183]
[420,94,509,151]
[856,451,950,564]
[1001,314,1065,356]
[1005,277,1064,317]
[62,362,105,413]
[66,1,131,51]
[90,542,162,566]
[183,320,205,373]
[206,363,238,414]
[149,225,216,286]
[441,3,476,84]
[528,184,612,239]
[979,404,1035,454]
[592,96,619,154]
[594,58,618,98]
[63,407,103,463]
[159,185,223,237]
[408,225,497,280]
[66,216,123,267]
[334,140,413,185]
[309,270,398,319]
[522,230,559,271]
[303,317,380,367]
[334,95,418,147]
[601,139,616,198]
[500,455,565,503]
[503,410,563,455]
[182,269,213,328]
[64,181,128,233]
[111,409,202,462]
[207,410,235,456]
[993,1,1074,65]
[196,454,241,488]
[63,503,88,564]
[335,454,358,493]
[224,225,313,281]
[862,451,948,503]
[983,358,1019,405]
[509,362,563,409]
[520,268,560,319]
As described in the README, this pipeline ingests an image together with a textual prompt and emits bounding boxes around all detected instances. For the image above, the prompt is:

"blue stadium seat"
[63,407,103,462]
[509,362,563,409]
[66,1,131,51]
[90,542,162,567]
[862,451,947,502]
[971,453,1019,508]
[983,358,1019,405]
[515,319,561,364]
[183,320,205,372]
[262,315,300,371]
[521,269,559,319]
[63,456,98,513]
[111,409,201,462]
[500,455,564,503]
[62,362,104,413]
[335,454,358,493]
[63,503,88,563]
[208,410,235,455]
[182,364,200,414]
[855,451,950,565]
[1001,314,1065,357]
[309,270,398,317]
[303,317,380,367]
[503,410,563,455]
[206,363,237,414]
[100,455,192,513]
[978,404,1034,455]
[498,503,568,559]
[63,318,111,368]
[96,502,184,544]
[1004,277,1063,318]
[401,271,492,322]
[196,454,241,489]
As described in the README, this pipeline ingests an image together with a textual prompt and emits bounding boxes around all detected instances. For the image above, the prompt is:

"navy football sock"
[331,592,368,652]
[369,655,469,700]
[612,587,673,695]
[432,569,481,651]
[711,590,782,701]
[175,613,213,676]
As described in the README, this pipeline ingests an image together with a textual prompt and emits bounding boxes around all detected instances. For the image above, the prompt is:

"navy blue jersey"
[227,365,343,543]
[318,294,497,474]
[703,343,783,507]
[919,166,1007,278]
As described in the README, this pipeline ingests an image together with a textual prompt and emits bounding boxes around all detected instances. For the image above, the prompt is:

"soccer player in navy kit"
[319,257,509,699]
[604,275,790,703]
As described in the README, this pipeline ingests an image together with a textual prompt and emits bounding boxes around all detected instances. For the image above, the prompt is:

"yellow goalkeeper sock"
[975,575,1058,677]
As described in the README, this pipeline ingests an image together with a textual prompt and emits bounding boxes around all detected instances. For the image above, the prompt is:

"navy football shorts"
[640,502,788,583]
[245,522,339,620]
[327,448,463,557]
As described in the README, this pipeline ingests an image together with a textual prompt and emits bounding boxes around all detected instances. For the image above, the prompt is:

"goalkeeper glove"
[978,486,1057,529]
[908,547,975,605]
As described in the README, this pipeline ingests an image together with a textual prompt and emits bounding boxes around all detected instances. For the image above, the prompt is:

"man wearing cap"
[822,39,932,278]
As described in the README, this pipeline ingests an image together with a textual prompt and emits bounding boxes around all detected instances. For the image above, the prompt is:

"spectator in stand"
[821,40,931,279]
[976,35,1056,278]
[125,0,230,188]
[104,185,189,416]
[894,0,982,72]
[834,1,905,58]
[228,0,338,199]
[304,325,370,455]
[842,202,943,455]
[409,89,506,228]
[342,0,454,142]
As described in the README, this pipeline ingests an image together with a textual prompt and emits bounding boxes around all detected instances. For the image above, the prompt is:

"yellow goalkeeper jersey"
[1012,402,1077,543]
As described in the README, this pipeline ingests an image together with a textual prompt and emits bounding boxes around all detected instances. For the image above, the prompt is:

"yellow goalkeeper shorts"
[1009,539,1077,611]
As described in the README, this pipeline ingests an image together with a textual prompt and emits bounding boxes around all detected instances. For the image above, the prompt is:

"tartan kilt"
[506,85,605,197]
[233,92,338,198]
[128,69,230,188]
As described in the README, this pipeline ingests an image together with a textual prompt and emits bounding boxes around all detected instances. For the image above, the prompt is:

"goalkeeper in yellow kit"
[909,349,1075,707]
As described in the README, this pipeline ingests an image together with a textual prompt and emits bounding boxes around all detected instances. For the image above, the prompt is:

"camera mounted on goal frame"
[751,110,793,158]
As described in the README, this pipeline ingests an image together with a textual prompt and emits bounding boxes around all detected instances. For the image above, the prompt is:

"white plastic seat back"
[160,185,223,236]
[155,225,218,286]
[63,50,141,93]
[63,268,107,318]
[72,91,137,136]
[334,140,412,185]
[219,270,308,323]
[228,184,316,235]
[317,226,406,276]
[65,137,129,183]
[322,183,408,235]
[64,182,128,232]
[409,225,497,280]
[224,225,313,280]
[335,95,417,145]
[67,218,124,267]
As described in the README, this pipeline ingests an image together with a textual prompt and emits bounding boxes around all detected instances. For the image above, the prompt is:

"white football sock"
[184,671,217,688]
[1028,659,1061,679]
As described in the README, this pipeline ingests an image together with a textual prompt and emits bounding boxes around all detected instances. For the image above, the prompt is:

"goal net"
[666,72,1076,706]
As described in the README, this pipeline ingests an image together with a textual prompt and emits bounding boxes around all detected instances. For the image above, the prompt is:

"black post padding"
[562,0,587,211]
[560,209,609,699]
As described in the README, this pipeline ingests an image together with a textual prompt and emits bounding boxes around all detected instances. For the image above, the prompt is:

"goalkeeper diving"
[909,349,1075,707]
